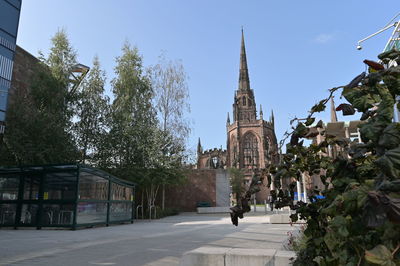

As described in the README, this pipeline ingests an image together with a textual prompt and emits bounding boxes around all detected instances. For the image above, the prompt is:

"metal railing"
[149,205,157,220]
[136,205,143,219]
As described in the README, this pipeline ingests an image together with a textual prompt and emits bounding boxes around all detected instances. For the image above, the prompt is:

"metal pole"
[296,180,302,202]
[302,172,308,203]
[394,96,400,122]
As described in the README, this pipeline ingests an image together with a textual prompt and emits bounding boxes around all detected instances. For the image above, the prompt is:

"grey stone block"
[179,246,230,266]
[225,248,276,266]
[273,250,296,266]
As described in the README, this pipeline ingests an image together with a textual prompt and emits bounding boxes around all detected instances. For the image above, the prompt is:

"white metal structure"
[357,12,400,122]
[357,12,400,53]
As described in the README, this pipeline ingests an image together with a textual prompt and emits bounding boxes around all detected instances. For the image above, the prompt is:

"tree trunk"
[162,184,165,210]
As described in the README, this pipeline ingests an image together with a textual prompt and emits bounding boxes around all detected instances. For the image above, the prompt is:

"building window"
[243,133,259,168]
[211,157,220,169]
[242,96,246,106]
[264,137,271,160]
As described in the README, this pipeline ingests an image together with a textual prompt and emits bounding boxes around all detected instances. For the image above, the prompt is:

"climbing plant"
[231,49,400,265]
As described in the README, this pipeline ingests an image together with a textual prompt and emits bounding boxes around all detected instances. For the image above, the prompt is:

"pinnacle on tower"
[260,104,263,119]
[239,28,250,91]
[197,138,203,154]
[270,109,275,125]
[227,112,231,125]
[330,97,338,122]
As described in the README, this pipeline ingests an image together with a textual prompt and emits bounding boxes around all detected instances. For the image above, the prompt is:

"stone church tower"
[197,30,279,201]
[226,30,279,200]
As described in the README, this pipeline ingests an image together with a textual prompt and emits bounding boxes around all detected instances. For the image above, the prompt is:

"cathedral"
[197,30,279,201]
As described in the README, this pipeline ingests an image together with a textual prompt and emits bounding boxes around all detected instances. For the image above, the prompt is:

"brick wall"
[9,45,40,105]
[164,169,219,212]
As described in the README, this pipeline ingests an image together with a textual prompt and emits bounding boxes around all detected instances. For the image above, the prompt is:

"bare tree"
[151,52,191,210]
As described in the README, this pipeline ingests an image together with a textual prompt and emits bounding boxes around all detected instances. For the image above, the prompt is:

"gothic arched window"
[242,96,246,106]
[243,133,259,168]
[230,135,237,166]
[264,137,271,160]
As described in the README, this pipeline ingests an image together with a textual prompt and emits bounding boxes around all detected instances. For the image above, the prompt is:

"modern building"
[197,30,279,202]
[0,0,22,134]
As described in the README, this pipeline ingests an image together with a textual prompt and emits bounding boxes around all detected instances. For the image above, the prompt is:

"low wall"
[180,247,295,266]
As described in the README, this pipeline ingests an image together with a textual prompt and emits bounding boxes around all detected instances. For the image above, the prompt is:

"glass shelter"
[0,164,135,229]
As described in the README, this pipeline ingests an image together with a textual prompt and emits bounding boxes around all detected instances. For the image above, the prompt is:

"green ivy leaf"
[311,99,327,113]
[305,117,315,126]
[365,244,395,266]
[290,213,298,223]
[375,147,400,179]
[378,124,400,149]
[316,120,324,128]
[382,75,400,97]
[324,231,339,252]
[378,48,400,61]
[342,86,376,113]
[360,119,387,143]
[345,72,366,90]
[330,216,349,237]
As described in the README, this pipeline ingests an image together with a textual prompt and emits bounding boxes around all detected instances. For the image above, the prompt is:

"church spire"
[330,97,338,122]
[239,28,250,91]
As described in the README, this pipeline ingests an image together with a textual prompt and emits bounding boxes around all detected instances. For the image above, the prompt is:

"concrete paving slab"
[0,213,297,266]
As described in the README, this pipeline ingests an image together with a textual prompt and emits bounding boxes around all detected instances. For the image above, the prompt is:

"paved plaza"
[0,212,297,266]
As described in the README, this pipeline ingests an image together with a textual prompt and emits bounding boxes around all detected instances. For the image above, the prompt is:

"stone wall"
[164,169,230,212]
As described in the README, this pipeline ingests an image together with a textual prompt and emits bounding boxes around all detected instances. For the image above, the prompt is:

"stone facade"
[196,141,227,169]
[197,30,279,203]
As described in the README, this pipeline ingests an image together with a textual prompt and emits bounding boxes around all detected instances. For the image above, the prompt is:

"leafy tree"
[42,29,79,123]
[108,41,157,168]
[0,30,79,165]
[150,52,191,209]
[229,168,246,204]
[107,42,162,213]
[45,28,77,84]
[74,56,109,164]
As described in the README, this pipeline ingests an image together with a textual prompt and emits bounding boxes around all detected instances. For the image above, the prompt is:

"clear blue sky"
[17,1,399,157]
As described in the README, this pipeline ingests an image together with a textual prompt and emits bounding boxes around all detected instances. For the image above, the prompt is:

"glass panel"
[19,204,38,225]
[78,172,109,200]
[0,45,13,60]
[111,183,132,201]
[43,172,77,200]
[109,202,132,222]
[77,202,107,224]
[23,175,40,200]
[42,204,74,225]
[0,0,20,37]
[0,176,19,200]
[0,90,8,112]
[0,203,16,224]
